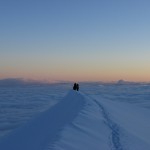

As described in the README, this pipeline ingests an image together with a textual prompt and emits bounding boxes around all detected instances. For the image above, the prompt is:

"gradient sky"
[1,0,150,82]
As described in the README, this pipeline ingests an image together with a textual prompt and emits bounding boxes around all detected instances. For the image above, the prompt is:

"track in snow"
[92,98,124,150]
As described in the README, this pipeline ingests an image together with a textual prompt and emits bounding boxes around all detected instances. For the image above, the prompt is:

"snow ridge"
[1,89,150,150]
[0,90,85,150]
[93,99,123,150]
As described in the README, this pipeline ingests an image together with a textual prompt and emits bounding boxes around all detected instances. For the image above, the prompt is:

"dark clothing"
[73,83,77,90]
[73,83,79,91]
[76,84,79,91]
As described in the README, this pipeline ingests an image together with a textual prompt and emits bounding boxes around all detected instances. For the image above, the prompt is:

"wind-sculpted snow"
[0,90,85,150]
[0,84,69,138]
[0,83,150,150]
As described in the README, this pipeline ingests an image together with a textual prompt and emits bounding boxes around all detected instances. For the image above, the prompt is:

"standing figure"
[76,84,79,91]
[73,83,77,90]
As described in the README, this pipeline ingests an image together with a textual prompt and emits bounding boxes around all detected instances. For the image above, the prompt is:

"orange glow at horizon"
[1,51,150,82]
[0,67,150,82]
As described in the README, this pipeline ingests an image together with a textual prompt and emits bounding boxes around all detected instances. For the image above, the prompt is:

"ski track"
[90,96,124,150]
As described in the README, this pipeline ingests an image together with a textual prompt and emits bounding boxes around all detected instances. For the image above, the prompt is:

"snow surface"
[0,83,150,150]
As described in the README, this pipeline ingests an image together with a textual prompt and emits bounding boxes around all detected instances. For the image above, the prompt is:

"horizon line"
[0,77,150,84]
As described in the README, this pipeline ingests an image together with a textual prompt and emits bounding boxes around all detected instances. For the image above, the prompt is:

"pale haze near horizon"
[0,0,150,82]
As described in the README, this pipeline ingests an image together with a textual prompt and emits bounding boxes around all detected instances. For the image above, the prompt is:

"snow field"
[0,86,150,150]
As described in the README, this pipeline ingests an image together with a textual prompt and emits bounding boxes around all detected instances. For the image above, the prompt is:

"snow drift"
[0,91,85,150]
[0,89,150,150]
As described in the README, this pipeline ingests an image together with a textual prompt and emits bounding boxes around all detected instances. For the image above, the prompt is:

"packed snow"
[0,80,150,150]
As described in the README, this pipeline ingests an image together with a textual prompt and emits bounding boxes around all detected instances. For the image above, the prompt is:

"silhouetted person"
[76,84,79,91]
[73,83,77,90]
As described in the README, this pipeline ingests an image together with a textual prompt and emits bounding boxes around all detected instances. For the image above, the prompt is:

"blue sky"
[0,0,150,81]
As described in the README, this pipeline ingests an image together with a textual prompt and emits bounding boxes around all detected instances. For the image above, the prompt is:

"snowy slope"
[89,95,150,150]
[0,90,150,150]
[0,91,85,150]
